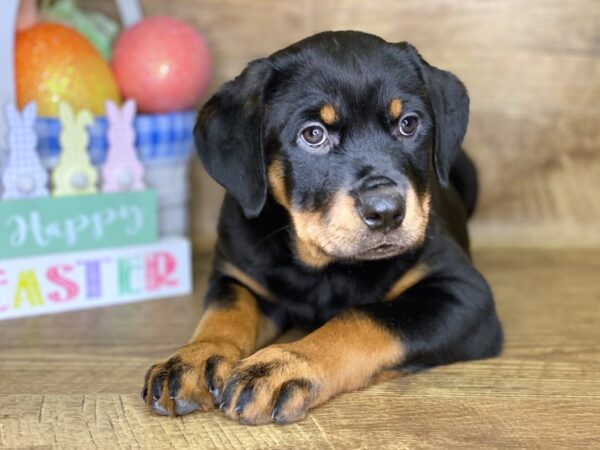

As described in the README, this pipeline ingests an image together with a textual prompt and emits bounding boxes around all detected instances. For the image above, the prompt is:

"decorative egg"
[112,16,212,113]
[15,22,121,116]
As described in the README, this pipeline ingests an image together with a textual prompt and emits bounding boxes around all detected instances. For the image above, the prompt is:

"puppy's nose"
[357,186,405,232]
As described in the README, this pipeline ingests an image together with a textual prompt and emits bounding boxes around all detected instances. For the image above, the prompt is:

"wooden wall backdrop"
[91,0,600,247]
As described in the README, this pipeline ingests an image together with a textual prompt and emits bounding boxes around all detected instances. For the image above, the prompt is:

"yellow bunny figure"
[52,102,98,196]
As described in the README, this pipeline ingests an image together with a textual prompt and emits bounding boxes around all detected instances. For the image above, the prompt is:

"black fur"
[195,31,502,372]
[195,60,273,218]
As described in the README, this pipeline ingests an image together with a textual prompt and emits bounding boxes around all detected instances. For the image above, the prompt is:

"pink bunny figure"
[102,99,145,192]
[1,102,49,199]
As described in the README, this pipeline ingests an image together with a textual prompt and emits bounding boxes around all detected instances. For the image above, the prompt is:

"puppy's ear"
[399,42,469,187]
[194,59,273,218]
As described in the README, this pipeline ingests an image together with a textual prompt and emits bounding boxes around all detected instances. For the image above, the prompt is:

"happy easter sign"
[0,190,157,259]
[0,237,192,321]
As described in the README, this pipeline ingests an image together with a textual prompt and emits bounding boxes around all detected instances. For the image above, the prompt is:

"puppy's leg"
[219,310,403,425]
[142,277,280,416]
[220,265,501,425]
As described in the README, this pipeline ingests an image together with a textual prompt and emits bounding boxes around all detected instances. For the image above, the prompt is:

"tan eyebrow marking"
[389,98,403,120]
[319,103,338,125]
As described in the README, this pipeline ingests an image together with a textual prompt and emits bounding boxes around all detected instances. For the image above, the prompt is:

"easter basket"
[0,0,196,320]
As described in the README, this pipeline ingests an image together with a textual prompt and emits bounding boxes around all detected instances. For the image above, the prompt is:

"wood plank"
[82,0,600,245]
[1,248,599,448]
[312,0,600,55]
[1,393,598,449]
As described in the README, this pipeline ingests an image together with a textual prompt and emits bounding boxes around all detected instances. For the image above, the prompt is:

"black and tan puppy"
[142,31,503,425]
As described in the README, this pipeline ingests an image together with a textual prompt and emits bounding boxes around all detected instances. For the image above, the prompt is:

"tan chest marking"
[384,261,430,301]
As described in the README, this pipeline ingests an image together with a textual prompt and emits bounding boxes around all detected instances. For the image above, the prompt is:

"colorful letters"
[0,238,192,320]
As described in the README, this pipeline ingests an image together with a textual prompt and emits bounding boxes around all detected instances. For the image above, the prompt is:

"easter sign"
[0,237,192,321]
[0,191,157,259]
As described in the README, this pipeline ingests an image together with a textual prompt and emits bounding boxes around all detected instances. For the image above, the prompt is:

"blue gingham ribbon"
[35,110,196,167]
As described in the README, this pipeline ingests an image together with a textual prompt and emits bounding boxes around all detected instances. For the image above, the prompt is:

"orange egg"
[16,23,121,116]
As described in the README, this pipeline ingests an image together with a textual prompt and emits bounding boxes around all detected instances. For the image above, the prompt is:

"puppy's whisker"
[255,224,292,246]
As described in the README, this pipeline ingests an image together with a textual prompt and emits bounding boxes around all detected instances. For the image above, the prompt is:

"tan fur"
[327,191,363,235]
[146,284,281,416]
[223,345,319,424]
[295,311,405,400]
[384,261,430,301]
[371,369,402,384]
[222,311,404,423]
[232,382,275,424]
[290,191,362,267]
[195,281,281,349]
[267,159,289,208]
[192,285,260,355]
[402,187,431,249]
[389,98,403,120]
[278,386,311,420]
[150,339,239,414]
[268,159,345,267]
[319,103,337,125]
[220,261,275,302]
[256,314,281,349]
[294,236,333,268]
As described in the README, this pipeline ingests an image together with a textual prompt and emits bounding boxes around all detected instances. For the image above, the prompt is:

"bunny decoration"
[1,102,49,199]
[52,102,97,196]
[102,99,145,192]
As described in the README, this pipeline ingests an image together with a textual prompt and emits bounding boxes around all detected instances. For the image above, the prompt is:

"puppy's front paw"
[220,345,322,425]
[142,340,242,416]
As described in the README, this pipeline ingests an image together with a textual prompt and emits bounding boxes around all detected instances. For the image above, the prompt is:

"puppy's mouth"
[295,233,406,266]
[326,239,406,262]
[352,242,406,260]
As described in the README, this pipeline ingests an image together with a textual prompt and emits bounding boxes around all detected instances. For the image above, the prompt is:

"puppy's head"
[195,31,469,267]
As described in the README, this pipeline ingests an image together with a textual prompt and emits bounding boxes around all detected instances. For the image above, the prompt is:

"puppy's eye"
[301,125,327,146]
[399,115,419,136]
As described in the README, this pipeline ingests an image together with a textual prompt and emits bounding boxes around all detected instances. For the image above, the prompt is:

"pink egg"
[112,16,212,113]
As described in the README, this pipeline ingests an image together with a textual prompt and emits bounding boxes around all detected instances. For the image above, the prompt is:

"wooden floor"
[1,248,599,449]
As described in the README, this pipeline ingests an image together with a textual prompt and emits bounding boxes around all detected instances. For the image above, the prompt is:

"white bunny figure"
[102,99,145,192]
[52,102,97,196]
[1,102,49,199]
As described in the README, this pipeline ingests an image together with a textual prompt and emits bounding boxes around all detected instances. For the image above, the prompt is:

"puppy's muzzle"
[355,176,405,233]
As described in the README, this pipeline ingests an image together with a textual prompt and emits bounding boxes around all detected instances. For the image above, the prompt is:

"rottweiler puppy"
[142,31,503,425]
